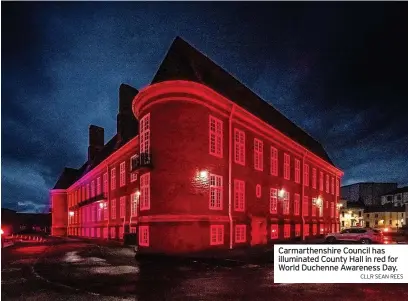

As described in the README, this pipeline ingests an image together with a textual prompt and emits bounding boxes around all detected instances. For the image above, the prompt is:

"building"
[339,200,365,230]
[381,186,408,206]
[50,37,343,255]
[1,208,51,235]
[340,182,397,206]
[363,205,406,232]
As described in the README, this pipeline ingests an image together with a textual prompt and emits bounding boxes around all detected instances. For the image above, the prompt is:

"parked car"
[325,227,384,244]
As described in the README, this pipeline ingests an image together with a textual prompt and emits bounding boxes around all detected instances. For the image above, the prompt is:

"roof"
[365,204,406,213]
[341,182,398,188]
[152,37,334,165]
[382,186,408,196]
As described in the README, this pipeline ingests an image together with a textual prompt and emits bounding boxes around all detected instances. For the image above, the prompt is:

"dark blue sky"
[2,2,408,212]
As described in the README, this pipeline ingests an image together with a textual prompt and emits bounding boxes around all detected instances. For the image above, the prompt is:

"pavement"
[1,236,408,301]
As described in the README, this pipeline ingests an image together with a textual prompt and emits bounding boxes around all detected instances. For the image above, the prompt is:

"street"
[2,238,408,301]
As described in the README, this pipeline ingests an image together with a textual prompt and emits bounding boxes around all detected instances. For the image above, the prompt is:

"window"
[294,194,300,216]
[139,226,149,246]
[210,225,224,245]
[87,206,91,223]
[254,138,263,171]
[97,228,101,238]
[82,186,85,202]
[91,181,95,198]
[270,188,278,214]
[209,115,223,158]
[284,224,290,238]
[389,220,392,225]
[271,224,278,239]
[91,205,96,222]
[319,171,323,191]
[97,205,102,221]
[235,225,246,243]
[234,128,245,165]
[103,203,108,220]
[304,224,309,236]
[111,168,116,190]
[295,159,300,183]
[312,168,317,189]
[96,177,101,195]
[120,162,126,187]
[312,198,317,216]
[119,227,124,239]
[283,192,290,215]
[234,179,245,211]
[256,184,262,198]
[131,192,138,216]
[331,177,334,195]
[210,174,223,210]
[303,196,309,216]
[103,173,108,195]
[87,184,90,199]
[111,199,116,220]
[103,227,108,239]
[330,202,334,218]
[336,179,339,196]
[304,164,309,186]
[110,227,116,239]
[312,224,317,235]
[295,224,301,237]
[120,196,126,218]
[140,113,150,155]
[320,224,325,234]
[284,153,290,180]
[270,147,278,176]
[326,174,330,193]
[130,155,138,182]
[140,173,151,210]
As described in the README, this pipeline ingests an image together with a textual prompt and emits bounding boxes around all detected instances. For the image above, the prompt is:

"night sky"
[2,2,408,212]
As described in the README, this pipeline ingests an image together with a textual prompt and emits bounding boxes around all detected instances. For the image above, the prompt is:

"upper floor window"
[270,147,278,176]
[283,192,290,215]
[336,179,340,196]
[111,168,116,191]
[326,174,330,193]
[140,114,150,155]
[319,171,323,191]
[330,202,334,218]
[234,128,245,165]
[312,198,317,216]
[82,186,85,202]
[209,174,223,210]
[91,181,95,198]
[103,173,108,195]
[111,199,116,220]
[234,179,245,212]
[284,153,290,180]
[312,168,317,189]
[254,138,263,171]
[331,177,335,195]
[120,161,126,187]
[270,188,278,214]
[103,203,108,220]
[304,164,309,187]
[303,196,309,216]
[87,184,90,199]
[97,205,102,221]
[130,155,138,182]
[256,184,262,198]
[131,192,138,216]
[140,173,151,210]
[96,177,101,195]
[209,115,223,158]
[294,193,300,216]
[119,196,126,218]
[210,225,224,245]
[295,159,300,183]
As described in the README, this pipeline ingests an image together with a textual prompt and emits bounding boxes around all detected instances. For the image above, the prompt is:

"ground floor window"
[91,228,95,237]
[295,224,301,237]
[119,227,124,239]
[103,227,108,239]
[139,226,149,246]
[304,224,309,236]
[271,224,278,239]
[110,227,116,239]
[284,224,290,238]
[320,224,325,234]
[235,224,246,243]
[332,223,336,233]
[130,227,137,234]
[210,225,224,245]
[97,228,101,238]
[312,224,317,235]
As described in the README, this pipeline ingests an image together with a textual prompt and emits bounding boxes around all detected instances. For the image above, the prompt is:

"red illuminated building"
[51,37,343,254]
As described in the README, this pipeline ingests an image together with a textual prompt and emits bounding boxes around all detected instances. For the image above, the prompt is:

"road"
[2,237,408,301]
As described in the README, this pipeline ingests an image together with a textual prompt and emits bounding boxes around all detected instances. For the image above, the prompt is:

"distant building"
[380,186,408,206]
[339,200,365,230]
[363,204,406,231]
[341,182,397,206]
[1,208,51,235]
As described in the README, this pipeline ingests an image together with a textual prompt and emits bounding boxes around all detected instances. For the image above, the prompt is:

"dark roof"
[53,167,82,189]
[365,204,406,213]
[152,37,334,165]
[346,202,366,209]
[382,186,408,195]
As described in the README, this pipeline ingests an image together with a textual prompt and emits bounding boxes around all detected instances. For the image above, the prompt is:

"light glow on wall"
[199,170,209,180]
[69,211,74,217]
[278,189,286,199]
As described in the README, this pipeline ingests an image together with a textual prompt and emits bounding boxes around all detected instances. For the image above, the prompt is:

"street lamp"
[278,188,286,199]
[69,211,74,217]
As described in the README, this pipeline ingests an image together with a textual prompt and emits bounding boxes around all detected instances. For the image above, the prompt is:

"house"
[364,205,406,231]
[340,182,398,206]
[339,200,365,230]
[50,37,343,254]
[380,186,408,206]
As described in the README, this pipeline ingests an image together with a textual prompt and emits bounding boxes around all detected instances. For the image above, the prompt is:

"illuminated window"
[331,177,335,195]
[97,205,102,221]
[312,198,317,216]
[103,203,108,220]
[295,159,300,183]
[96,177,101,195]
[235,225,246,243]
[270,146,278,176]
[313,224,317,235]
[140,114,150,155]
[294,194,300,216]
[254,138,263,171]
[304,224,309,236]
[336,179,340,196]
[103,173,108,195]
[130,155,138,182]
[284,153,290,180]
[283,192,290,215]
[256,184,262,198]
[330,202,334,218]
[131,192,138,216]
[111,199,116,220]
[234,128,245,165]
[303,196,309,216]
[120,196,126,218]
[320,224,324,234]
[284,224,291,238]
[209,174,223,210]
[140,173,150,210]
[139,226,149,246]
[312,168,317,189]
[270,188,278,214]
[91,205,96,222]
[120,161,126,187]
[209,115,223,158]
[110,227,116,239]
[210,225,224,245]
[91,181,95,198]
[295,224,301,237]
[319,171,323,191]
[304,164,309,187]
[111,168,116,190]
[271,224,278,239]
[326,174,330,193]
[234,179,245,211]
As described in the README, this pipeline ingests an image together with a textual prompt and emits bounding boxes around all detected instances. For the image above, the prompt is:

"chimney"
[88,125,104,161]
[117,84,139,142]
